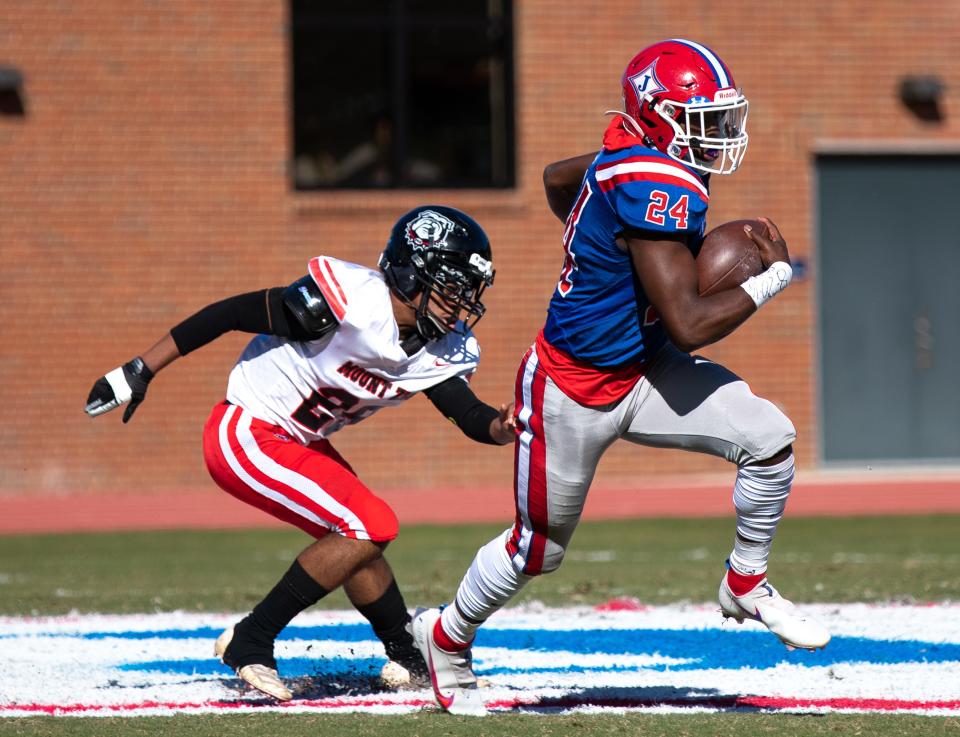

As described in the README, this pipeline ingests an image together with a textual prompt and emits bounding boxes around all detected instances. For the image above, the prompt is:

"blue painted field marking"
[477,628,960,670]
[3,608,960,717]
[119,656,383,678]
[57,623,960,676]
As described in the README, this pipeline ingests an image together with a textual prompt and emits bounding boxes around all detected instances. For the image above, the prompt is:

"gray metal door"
[818,154,960,462]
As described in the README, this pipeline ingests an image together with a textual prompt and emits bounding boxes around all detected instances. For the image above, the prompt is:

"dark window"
[291,1,515,190]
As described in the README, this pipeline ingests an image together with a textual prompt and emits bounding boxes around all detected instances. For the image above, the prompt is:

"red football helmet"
[619,39,749,175]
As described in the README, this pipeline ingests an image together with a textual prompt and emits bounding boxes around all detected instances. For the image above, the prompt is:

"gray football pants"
[505,341,797,576]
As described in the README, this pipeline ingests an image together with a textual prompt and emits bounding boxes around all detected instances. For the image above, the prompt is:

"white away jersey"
[226,256,480,444]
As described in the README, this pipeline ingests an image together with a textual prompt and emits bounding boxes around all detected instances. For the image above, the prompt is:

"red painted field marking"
[4,694,958,716]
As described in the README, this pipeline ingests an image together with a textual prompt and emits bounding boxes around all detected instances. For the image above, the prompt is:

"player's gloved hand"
[84,357,155,423]
[744,217,790,268]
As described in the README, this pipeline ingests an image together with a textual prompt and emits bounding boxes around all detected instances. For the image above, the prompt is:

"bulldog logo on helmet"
[404,210,456,250]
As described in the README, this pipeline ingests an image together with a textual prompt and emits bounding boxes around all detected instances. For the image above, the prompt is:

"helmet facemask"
[650,92,749,175]
[406,250,494,342]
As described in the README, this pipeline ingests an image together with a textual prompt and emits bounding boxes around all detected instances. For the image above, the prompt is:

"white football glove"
[84,357,154,423]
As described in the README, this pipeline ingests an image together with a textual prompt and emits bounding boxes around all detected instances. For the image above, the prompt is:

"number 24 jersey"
[543,145,710,368]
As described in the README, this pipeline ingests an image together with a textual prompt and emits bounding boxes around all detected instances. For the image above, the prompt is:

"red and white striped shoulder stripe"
[307,256,348,322]
[594,154,709,201]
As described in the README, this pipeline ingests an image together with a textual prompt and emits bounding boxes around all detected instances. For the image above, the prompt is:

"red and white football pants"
[202,401,398,542]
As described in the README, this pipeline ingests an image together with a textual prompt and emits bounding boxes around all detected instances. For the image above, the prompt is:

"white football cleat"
[214,625,292,701]
[719,573,831,651]
[411,607,487,717]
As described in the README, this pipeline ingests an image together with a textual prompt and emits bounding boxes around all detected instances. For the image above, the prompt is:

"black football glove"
[84,357,155,423]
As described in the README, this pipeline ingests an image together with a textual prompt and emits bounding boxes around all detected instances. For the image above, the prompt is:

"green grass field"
[2,712,958,737]
[2,515,959,736]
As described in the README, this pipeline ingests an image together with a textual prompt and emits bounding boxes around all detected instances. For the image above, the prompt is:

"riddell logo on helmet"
[405,210,456,250]
[714,88,739,102]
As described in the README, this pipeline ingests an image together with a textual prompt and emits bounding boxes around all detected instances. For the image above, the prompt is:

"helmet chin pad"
[380,260,420,300]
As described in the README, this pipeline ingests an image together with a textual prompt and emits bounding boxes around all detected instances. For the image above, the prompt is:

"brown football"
[697,219,764,296]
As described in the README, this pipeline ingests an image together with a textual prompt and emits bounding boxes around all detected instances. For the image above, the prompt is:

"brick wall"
[2,1,958,499]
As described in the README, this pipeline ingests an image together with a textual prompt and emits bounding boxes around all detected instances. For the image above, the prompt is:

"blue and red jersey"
[540,120,710,404]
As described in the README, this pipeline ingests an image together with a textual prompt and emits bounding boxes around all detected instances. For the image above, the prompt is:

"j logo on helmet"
[627,61,666,99]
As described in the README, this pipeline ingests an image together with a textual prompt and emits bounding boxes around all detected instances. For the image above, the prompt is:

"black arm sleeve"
[424,376,501,445]
[169,281,330,356]
[170,289,281,355]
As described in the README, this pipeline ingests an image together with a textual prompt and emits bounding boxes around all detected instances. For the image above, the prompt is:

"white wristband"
[739,261,793,308]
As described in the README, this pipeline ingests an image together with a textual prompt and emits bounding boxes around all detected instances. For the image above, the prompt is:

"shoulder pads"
[282,275,340,340]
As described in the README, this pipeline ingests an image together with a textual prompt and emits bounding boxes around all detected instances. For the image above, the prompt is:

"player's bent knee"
[539,539,567,574]
[755,443,794,466]
[506,527,571,576]
[346,493,399,543]
[737,403,797,466]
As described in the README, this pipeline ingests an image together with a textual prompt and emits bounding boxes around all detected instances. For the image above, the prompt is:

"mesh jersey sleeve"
[595,155,709,235]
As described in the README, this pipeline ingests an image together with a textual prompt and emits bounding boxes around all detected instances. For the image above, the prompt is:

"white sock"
[440,530,532,645]
[728,453,794,576]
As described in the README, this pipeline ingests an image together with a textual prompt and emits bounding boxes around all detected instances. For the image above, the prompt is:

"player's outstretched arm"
[543,152,597,222]
[627,231,770,353]
[85,289,279,422]
[85,279,341,422]
[424,378,516,445]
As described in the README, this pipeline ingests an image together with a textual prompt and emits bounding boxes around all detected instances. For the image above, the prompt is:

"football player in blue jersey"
[410,39,830,717]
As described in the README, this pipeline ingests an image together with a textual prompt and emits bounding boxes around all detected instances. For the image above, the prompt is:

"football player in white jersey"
[85,205,515,701]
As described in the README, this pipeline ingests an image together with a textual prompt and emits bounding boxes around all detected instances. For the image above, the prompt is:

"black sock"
[354,579,411,647]
[242,559,328,643]
[250,559,328,637]
[355,579,428,678]
[226,560,328,670]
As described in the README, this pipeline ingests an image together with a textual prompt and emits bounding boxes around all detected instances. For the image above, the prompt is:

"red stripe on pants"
[507,349,550,574]
[218,402,350,536]
[523,362,549,574]
[507,346,533,559]
[202,402,398,542]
